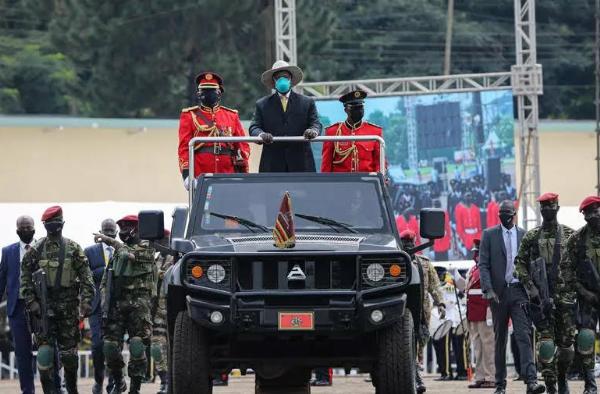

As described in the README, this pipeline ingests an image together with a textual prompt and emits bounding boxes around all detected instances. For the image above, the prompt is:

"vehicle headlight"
[366,263,385,282]
[207,264,226,284]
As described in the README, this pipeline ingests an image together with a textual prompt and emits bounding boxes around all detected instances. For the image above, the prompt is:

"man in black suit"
[84,218,120,394]
[478,200,545,394]
[249,60,322,172]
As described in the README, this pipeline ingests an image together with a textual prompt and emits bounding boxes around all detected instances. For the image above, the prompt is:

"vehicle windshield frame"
[188,173,394,237]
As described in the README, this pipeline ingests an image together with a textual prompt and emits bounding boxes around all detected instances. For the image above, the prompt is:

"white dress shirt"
[102,243,114,265]
[502,225,519,283]
[19,240,34,262]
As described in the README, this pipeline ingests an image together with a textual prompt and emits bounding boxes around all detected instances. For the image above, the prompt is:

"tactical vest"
[581,229,600,271]
[533,225,563,294]
[112,243,156,294]
[36,238,79,290]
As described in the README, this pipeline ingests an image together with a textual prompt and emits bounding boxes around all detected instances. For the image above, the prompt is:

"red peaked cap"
[195,72,224,92]
[116,215,138,226]
[537,192,559,203]
[580,196,600,212]
[399,229,416,240]
[41,205,63,222]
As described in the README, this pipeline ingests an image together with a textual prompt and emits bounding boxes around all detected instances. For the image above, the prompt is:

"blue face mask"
[275,77,291,94]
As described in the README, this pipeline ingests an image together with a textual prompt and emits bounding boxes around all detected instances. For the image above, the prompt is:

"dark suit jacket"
[0,243,25,317]
[249,91,322,172]
[84,243,106,314]
[479,224,525,299]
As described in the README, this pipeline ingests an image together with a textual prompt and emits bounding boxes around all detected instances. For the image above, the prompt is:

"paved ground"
[0,375,587,393]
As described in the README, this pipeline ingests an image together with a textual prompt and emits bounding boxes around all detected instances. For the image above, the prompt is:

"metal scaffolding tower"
[512,0,543,228]
[274,0,297,65]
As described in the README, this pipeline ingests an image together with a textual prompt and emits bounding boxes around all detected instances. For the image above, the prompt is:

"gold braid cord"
[333,123,359,172]
[189,110,233,152]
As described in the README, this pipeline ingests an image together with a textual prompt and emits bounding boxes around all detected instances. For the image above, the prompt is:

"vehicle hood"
[189,233,399,253]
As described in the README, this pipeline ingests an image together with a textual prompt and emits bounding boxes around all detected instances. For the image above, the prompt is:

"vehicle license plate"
[278,312,314,330]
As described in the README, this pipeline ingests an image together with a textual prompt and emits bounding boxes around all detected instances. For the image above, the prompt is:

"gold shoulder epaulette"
[367,121,383,129]
[181,105,199,113]
[220,105,238,113]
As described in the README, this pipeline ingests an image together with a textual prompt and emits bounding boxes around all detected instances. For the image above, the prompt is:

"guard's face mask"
[584,206,600,231]
[499,212,515,229]
[275,77,291,94]
[540,207,558,223]
[197,89,221,108]
[44,221,64,236]
[17,229,35,244]
[347,105,364,124]
[118,227,138,245]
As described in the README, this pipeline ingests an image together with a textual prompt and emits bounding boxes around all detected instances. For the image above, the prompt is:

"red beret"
[537,192,559,203]
[400,229,416,240]
[116,215,138,226]
[195,72,224,92]
[41,205,63,222]
[580,196,600,212]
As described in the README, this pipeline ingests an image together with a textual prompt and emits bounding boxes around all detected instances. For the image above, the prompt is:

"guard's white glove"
[184,177,190,191]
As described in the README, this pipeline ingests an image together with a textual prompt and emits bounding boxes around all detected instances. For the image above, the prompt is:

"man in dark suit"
[478,200,545,394]
[249,60,322,172]
[0,215,36,394]
[84,218,119,394]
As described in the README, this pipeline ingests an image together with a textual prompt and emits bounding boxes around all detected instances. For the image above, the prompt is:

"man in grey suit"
[479,200,545,394]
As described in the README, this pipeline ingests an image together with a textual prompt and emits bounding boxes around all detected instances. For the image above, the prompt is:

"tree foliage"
[0,0,595,119]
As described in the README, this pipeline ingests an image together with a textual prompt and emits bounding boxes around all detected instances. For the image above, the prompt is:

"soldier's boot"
[40,371,58,394]
[109,372,127,394]
[557,374,570,394]
[64,368,79,394]
[583,369,598,394]
[157,371,168,394]
[129,376,142,394]
[556,345,574,394]
[415,368,426,393]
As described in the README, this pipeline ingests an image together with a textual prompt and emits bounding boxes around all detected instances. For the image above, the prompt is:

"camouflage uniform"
[556,225,600,381]
[514,224,575,389]
[151,253,174,375]
[101,242,157,385]
[415,254,444,360]
[20,237,95,394]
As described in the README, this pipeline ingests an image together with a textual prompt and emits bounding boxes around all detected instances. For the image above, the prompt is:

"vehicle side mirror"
[139,210,165,241]
[419,208,445,240]
[171,206,188,239]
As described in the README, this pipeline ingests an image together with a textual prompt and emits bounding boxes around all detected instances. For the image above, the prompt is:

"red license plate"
[278,312,314,330]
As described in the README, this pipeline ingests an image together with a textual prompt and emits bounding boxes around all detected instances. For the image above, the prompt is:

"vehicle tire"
[374,311,416,394]
[255,368,311,394]
[172,310,212,394]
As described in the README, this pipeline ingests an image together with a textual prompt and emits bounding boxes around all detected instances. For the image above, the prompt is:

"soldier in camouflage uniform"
[556,195,600,394]
[20,206,95,394]
[98,215,157,394]
[400,229,445,394]
[514,193,575,394]
[151,230,174,394]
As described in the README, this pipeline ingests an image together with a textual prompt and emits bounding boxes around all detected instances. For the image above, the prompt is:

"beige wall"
[0,125,594,206]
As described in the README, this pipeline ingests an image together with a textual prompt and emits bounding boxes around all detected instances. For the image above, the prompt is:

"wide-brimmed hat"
[261,60,303,89]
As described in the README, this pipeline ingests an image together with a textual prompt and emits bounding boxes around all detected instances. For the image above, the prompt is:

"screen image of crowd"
[390,171,517,261]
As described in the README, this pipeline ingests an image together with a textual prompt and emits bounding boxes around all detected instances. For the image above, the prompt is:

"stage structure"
[274,0,543,229]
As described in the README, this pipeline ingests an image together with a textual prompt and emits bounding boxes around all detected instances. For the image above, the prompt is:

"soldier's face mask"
[274,76,291,94]
[44,220,63,236]
[584,206,600,231]
[346,104,364,124]
[401,240,415,252]
[197,88,221,108]
[540,206,558,223]
[118,224,138,245]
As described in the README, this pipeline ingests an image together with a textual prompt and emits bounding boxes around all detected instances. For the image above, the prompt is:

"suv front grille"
[360,258,408,288]
[236,256,356,291]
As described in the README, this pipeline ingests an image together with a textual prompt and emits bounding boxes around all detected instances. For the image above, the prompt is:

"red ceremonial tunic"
[486,200,500,228]
[466,264,489,322]
[455,202,482,250]
[321,121,383,173]
[178,105,250,177]
[396,214,421,245]
[433,210,451,253]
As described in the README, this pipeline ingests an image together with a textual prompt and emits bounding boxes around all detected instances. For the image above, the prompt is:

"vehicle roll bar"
[187,135,386,209]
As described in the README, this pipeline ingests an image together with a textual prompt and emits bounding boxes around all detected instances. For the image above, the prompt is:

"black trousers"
[433,334,452,377]
[490,284,536,387]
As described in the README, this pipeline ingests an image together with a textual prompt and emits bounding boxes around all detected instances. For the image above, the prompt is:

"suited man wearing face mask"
[249,60,322,172]
[478,200,545,394]
[321,90,384,173]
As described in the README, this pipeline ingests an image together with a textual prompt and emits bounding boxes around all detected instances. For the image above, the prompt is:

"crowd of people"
[406,191,600,394]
